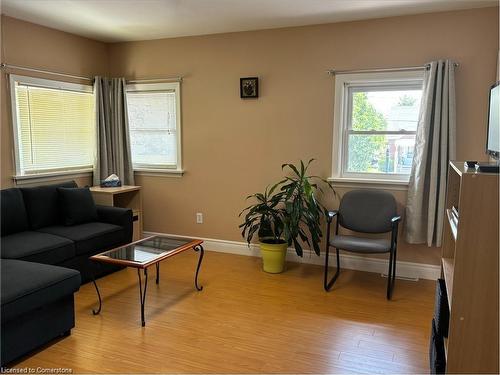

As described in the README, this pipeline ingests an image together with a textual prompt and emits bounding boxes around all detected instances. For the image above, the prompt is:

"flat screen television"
[487,81,500,160]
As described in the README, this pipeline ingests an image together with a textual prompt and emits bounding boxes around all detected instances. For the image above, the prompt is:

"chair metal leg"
[390,244,398,297]
[386,248,394,300]
[387,221,400,300]
[386,243,399,300]
[324,247,341,292]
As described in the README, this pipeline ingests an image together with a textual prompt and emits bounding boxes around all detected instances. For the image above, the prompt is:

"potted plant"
[239,183,286,273]
[239,159,332,273]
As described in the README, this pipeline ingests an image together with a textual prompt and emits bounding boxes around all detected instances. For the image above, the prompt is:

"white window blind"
[10,75,95,176]
[126,82,182,171]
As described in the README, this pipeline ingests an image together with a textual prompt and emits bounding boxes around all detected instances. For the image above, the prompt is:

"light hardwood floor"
[15,251,435,373]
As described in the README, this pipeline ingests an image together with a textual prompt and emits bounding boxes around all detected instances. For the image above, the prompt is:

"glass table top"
[94,236,200,266]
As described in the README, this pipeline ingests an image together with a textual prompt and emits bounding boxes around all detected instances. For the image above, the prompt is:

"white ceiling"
[1,0,497,43]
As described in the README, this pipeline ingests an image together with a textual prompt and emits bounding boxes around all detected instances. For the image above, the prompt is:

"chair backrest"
[338,189,397,233]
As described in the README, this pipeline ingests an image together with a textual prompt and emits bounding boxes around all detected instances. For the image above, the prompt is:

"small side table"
[90,185,143,241]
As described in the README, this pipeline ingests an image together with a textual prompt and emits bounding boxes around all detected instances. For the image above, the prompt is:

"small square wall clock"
[240,77,259,98]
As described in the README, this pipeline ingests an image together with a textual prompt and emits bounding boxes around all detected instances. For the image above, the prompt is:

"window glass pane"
[350,89,422,131]
[15,84,95,174]
[347,134,415,174]
[127,91,177,167]
[129,130,177,166]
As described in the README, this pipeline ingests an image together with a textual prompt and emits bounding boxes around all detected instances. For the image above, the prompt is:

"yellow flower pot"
[259,240,288,273]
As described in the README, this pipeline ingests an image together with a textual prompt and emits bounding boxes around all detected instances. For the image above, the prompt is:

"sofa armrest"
[96,205,133,243]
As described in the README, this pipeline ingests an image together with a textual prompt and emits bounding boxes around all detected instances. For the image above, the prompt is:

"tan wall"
[108,7,498,265]
[0,15,109,188]
[1,8,498,265]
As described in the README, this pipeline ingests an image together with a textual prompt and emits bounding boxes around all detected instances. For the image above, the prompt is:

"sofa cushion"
[1,188,29,236]
[1,259,81,322]
[58,187,98,226]
[38,222,125,256]
[20,181,77,230]
[1,231,75,265]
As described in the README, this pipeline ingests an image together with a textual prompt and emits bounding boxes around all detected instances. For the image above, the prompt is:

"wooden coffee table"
[89,235,204,326]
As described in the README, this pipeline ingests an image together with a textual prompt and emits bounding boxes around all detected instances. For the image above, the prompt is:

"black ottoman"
[1,259,81,365]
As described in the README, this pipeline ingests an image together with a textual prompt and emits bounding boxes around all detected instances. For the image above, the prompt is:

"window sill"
[13,169,93,186]
[134,168,184,178]
[328,177,409,191]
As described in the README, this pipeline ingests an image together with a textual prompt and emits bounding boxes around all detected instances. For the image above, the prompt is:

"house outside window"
[126,82,182,174]
[331,70,424,184]
[9,75,95,178]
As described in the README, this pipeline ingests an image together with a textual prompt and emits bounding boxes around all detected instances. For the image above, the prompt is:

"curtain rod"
[127,77,183,83]
[0,63,183,83]
[326,62,459,76]
[1,62,93,81]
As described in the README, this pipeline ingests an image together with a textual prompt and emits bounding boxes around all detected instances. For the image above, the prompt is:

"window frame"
[125,81,183,175]
[9,74,95,180]
[330,70,424,186]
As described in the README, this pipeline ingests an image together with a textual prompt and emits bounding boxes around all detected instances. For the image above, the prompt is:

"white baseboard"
[144,231,440,281]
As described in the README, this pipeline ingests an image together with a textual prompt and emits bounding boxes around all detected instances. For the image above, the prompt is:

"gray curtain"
[93,77,135,186]
[405,60,456,247]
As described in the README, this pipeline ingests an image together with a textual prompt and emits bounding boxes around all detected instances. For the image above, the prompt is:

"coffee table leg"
[156,263,160,284]
[90,264,102,315]
[92,279,102,315]
[137,268,148,327]
[193,245,204,291]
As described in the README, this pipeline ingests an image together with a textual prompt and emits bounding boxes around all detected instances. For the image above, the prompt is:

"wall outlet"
[196,212,203,224]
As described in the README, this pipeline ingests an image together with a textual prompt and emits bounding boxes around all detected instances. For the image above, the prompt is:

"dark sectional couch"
[1,181,133,365]
[1,260,80,366]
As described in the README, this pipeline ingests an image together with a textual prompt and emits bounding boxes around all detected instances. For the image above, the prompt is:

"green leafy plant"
[239,159,333,256]
[239,182,286,245]
[280,159,332,256]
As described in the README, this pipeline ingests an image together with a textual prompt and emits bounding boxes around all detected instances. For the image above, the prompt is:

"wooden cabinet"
[90,185,143,242]
[441,161,499,373]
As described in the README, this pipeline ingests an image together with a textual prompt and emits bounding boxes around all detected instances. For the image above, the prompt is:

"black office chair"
[324,189,401,300]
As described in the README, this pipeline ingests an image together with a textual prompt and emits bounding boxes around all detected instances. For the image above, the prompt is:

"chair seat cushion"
[330,235,391,253]
[1,231,75,265]
[1,259,81,322]
[38,222,125,256]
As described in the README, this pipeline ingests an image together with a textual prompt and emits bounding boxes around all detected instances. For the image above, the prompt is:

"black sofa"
[1,260,81,366]
[1,181,133,365]
[1,180,133,281]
